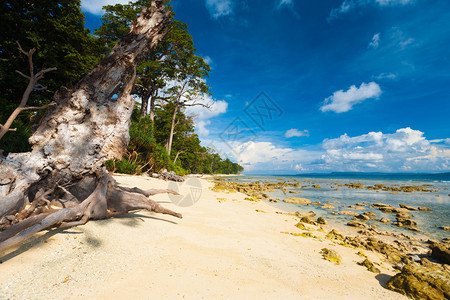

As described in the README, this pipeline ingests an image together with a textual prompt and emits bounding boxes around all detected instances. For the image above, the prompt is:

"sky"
[81,0,450,174]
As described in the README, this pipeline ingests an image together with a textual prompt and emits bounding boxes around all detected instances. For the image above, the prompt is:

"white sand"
[0,175,406,299]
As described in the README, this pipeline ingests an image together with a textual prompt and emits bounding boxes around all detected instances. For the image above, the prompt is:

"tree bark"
[0,2,181,254]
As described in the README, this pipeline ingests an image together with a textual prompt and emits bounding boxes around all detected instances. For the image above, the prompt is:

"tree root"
[0,171,181,254]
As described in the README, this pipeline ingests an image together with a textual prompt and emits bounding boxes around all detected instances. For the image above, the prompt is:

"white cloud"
[329,0,413,20]
[285,129,309,138]
[81,0,130,15]
[197,120,211,136]
[203,56,213,66]
[277,0,293,9]
[185,95,228,121]
[320,82,382,113]
[369,33,380,48]
[204,127,449,173]
[375,72,397,80]
[205,0,233,19]
[399,37,414,48]
[376,0,413,5]
[184,93,228,137]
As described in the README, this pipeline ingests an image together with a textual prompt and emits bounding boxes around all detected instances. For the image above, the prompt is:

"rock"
[399,204,418,211]
[317,217,327,225]
[379,217,391,223]
[347,220,368,228]
[320,248,342,265]
[311,184,321,188]
[321,203,335,209]
[363,211,376,218]
[294,211,316,218]
[312,201,321,206]
[386,258,450,300]
[283,197,311,205]
[393,213,418,231]
[295,222,306,230]
[418,207,432,211]
[372,203,391,208]
[429,242,450,265]
[155,170,184,182]
[358,259,381,273]
[288,190,299,194]
[300,216,317,226]
[378,205,410,214]
[354,214,370,222]
[338,210,359,216]
[356,203,366,206]
[439,226,450,231]
[325,229,345,241]
[269,199,278,202]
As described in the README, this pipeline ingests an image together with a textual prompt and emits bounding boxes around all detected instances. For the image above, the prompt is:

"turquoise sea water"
[224,174,450,240]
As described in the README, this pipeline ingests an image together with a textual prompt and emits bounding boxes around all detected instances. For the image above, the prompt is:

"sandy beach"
[0,175,406,299]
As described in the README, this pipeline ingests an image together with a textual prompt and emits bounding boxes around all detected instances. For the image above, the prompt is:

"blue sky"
[82,0,450,174]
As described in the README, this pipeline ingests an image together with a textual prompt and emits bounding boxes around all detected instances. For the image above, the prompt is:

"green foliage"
[0,0,104,153]
[105,157,142,175]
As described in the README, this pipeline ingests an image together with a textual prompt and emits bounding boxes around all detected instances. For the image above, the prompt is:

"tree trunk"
[140,90,151,117]
[166,103,178,156]
[149,90,158,122]
[0,2,181,254]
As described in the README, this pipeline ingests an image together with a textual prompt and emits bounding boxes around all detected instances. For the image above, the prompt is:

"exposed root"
[0,172,182,254]
[107,184,182,219]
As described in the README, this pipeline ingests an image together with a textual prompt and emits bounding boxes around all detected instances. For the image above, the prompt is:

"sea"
[223,173,450,240]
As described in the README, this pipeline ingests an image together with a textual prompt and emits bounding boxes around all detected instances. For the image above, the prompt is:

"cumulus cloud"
[205,0,233,19]
[184,94,228,137]
[320,82,382,113]
[285,129,309,138]
[197,120,211,136]
[369,33,380,48]
[215,127,449,174]
[185,95,228,121]
[81,0,130,15]
[319,127,449,171]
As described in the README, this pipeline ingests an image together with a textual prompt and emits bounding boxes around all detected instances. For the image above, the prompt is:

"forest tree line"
[0,0,244,175]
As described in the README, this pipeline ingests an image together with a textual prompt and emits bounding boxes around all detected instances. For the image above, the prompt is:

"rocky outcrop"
[386,258,450,300]
[338,210,358,216]
[418,207,432,211]
[399,204,417,211]
[321,203,335,209]
[429,242,450,265]
[317,217,327,225]
[284,197,311,205]
[358,259,381,273]
[393,213,418,231]
[347,220,368,229]
[320,248,342,265]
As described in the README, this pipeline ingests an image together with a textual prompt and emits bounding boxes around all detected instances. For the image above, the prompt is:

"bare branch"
[15,70,31,80]
[19,102,56,112]
[34,83,48,91]
[35,67,57,80]
[0,45,56,141]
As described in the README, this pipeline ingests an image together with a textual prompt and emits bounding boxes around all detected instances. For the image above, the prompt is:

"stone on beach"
[283,197,312,205]
[321,203,335,209]
[338,210,359,216]
[399,204,418,211]
[386,258,450,300]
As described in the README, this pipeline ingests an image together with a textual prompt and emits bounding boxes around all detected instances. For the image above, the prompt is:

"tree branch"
[0,45,56,141]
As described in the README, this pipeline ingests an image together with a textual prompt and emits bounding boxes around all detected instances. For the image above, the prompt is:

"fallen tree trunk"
[0,1,181,254]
